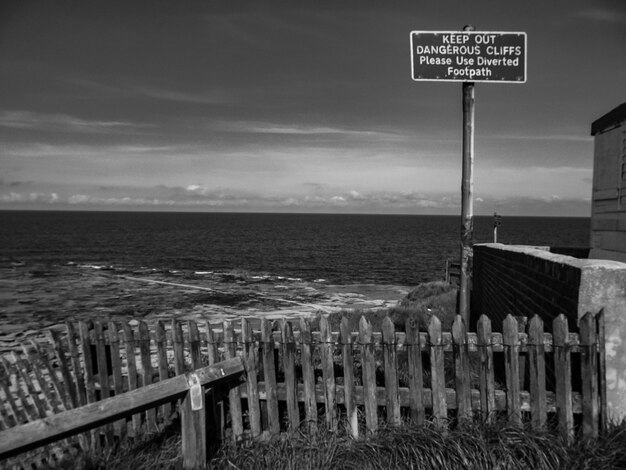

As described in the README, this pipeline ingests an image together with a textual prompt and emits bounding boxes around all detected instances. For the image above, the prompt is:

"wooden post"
[359,316,378,433]
[340,317,358,436]
[528,316,547,429]
[405,318,424,425]
[459,25,476,326]
[181,373,207,470]
[477,315,495,422]
[381,316,401,426]
[503,315,521,426]
[452,315,471,421]
[320,315,338,431]
[553,314,573,442]
[428,316,447,428]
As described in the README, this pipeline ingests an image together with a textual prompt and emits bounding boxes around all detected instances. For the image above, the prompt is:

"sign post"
[410,27,526,326]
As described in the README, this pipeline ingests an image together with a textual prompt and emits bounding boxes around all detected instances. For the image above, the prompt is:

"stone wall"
[471,244,581,332]
[471,243,626,421]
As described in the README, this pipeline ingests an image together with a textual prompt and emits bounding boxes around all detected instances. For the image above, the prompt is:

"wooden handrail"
[0,357,245,461]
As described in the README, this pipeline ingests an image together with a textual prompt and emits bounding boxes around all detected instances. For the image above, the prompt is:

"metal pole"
[459,24,475,326]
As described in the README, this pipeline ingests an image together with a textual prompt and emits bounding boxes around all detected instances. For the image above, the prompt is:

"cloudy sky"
[1,0,624,216]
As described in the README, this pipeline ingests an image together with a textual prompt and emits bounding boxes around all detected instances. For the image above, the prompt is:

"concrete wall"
[472,243,626,421]
[590,103,626,263]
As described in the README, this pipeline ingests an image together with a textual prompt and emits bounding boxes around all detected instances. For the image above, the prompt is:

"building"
[590,102,626,262]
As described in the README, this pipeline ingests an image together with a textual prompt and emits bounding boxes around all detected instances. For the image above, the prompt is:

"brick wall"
[471,244,582,332]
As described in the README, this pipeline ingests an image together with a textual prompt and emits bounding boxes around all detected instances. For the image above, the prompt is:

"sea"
[0,211,590,286]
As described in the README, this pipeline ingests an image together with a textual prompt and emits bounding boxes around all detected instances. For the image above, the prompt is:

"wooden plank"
[65,322,86,407]
[172,319,185,376]
[138,321,156,432]
[359,316,378,433]
[204,321,224,442]
[78,321,97,406]
[107,322,126,438]
[241,318,262,438]
[281,319,299,432]
[20,342,63,414]
[580,312,599,438]
[477,315,495,422]
[528,315,547,429]
[223,320,243,440]
[0,358,244,461]
[122,323,142,435]
[503,315,521,426]
[340,317,358,436]
[11,352,49,418]
[428,316,446,428]
[205,321,219,366]
[261,319,280,435]
[596,310,607,432]
[405,317,424,425]
[155,320,171,422]
[553,314,573,442]
[94,322,115,445]
[452,315,471,421]
[320,315,338,430]
[181,373,207,470]
[381,316,400,426]
[0,358,28,425]
[189,320,202,371]
[94,322,111,400]
[300,317,318,434]
[48,329,78,409]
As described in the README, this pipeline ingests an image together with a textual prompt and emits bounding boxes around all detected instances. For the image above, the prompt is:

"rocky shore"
[0,262,410,352]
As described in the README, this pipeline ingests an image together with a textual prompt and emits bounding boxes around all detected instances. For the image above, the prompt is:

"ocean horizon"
[0,210,590,286]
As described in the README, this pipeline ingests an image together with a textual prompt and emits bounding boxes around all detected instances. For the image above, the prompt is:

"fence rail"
[0,310,606,468]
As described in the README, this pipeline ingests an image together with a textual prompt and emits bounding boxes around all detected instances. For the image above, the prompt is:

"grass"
[45,417,626,470]
[36,281,622,469]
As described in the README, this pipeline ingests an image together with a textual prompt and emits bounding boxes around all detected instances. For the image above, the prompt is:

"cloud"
[0,110,148,134]
[574,8,626,24]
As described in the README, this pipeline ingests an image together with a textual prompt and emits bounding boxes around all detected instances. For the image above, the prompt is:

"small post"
[459,24,476,325]
[182,373,207,469]
[493,212,502,243]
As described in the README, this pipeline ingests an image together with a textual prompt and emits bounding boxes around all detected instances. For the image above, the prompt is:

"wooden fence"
[0,311,606,467]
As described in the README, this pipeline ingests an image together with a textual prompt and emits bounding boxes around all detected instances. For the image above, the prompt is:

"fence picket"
[528,315,547,429]
[223,320,243,440]
[65,322,86,407]
[320,316,338,430]
[107,322,126,438]
[299,318,318,434]
[596,310,607,432]
[428,316,446,427]
[261,319,280,435]
[452,315,471,421]
[281,319,299,432]
[204,321,225,442]
[189,320,202,371]
[155,321,171,422]
[359,316,378,433]
[241,318,262,438]
[11,352,48,418]
[503,315,521,426]
[340,317,358,436]
[78,321,96,407]
[553,314,573,442]
[405,318,424,425]
[48,329,78,409]
[0,359,26,425]
[122,323,141,436]
[477,315,495,422]
[580,312,599,438]
[21,342,63,414]
[138,321,156,431]
[382,316,400,426]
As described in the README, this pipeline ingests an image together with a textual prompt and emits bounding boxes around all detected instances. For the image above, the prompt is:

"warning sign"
[410,31,527,83]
